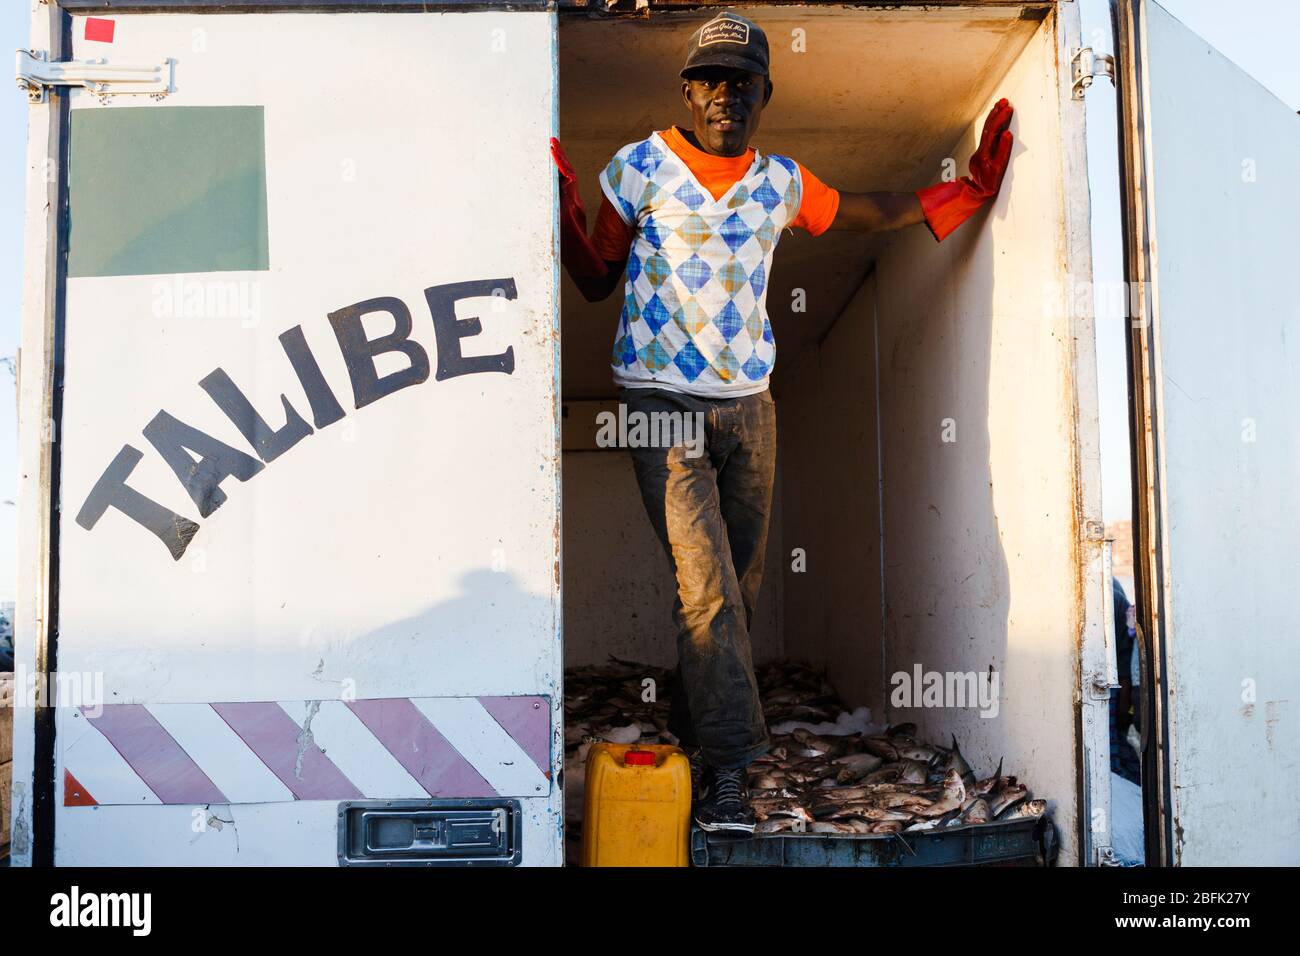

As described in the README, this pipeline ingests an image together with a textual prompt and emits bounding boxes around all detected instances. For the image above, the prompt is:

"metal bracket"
[16,49,173,104]
[1071,46,1116,99]
[1089,670,1115,701]
[1096,845,1121,867]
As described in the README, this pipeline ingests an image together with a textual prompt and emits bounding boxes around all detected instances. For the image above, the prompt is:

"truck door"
[1114,0,1300,865]
[19,2,561,865]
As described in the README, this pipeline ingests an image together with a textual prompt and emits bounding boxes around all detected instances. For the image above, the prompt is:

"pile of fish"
[748,727,1045,835]
[563,658,673,831]
[564,658,1048,838]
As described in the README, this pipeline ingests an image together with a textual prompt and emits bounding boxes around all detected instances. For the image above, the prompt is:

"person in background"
[552,10,1015,832]
[1110,578,1140,783]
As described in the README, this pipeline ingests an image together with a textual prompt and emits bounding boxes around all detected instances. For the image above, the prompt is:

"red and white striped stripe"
[61,695,551,806]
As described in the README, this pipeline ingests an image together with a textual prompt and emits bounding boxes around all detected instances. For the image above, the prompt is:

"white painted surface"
[873,10,1092,865]
[1139,0,1300,865]
[1057,0,1112,866]
[46,10,560,865]
[10,0,62,867]
[56,795,561,867]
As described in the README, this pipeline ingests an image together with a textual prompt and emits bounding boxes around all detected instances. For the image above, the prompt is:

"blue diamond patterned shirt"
[599,130,805,398]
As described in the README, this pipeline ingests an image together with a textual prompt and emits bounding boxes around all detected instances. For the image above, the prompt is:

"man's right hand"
[551,137,611,280]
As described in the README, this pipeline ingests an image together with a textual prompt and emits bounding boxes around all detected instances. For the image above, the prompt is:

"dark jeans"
[620,385,776,769]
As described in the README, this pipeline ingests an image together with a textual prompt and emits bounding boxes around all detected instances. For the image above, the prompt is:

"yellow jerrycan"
[580,743,691,867]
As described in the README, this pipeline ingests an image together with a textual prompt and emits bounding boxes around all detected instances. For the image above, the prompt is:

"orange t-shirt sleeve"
[790,162,840,236]
[592,195,634,263]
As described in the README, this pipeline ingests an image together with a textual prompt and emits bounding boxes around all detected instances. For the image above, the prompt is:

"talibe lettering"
[75,278,518,559]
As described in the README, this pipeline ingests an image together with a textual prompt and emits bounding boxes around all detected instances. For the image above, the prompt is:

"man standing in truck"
[552,10,1014,832]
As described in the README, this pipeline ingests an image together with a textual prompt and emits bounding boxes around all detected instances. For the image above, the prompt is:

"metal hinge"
[15,49,173,104]
[1071,46,1116,99]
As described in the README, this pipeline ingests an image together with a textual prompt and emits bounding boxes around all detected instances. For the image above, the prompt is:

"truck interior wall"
[776,273,884,712]
[562,448,784,666]
[867,10,1085,862]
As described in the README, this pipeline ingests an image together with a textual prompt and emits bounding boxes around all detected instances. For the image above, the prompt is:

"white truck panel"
[1135,1,1300,865]
[54,797,562,867]
[44,9,561,865]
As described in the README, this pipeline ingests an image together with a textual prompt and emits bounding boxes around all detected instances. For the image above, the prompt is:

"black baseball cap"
[680,11,770,78]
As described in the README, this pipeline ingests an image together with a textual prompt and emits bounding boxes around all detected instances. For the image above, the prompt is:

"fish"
[747,770,788,790]
[896,744,942,762]
[991,782,1031,818]
[862,736,902,761]
[791,728,836,750]
[786,768,830,786]
[905,818,944,832]
[875,792,935,810]
[970,758,1004,796]
[810,821,857,834]
[863,766,901,785]
[805,802,845,821]
[963,797,992,824]
[833,805,913,822]
[749,787,800,800]
[897,759,931,785]
[945,735,977,787]
[833,752,882,773]
[833,766,865,785]
[760,805,814,824]
[912,770,967,818]
[1005,799,1048,819]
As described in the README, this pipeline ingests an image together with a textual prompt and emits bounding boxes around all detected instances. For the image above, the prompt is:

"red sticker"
[64,769,99,807]
[85,17,116,44]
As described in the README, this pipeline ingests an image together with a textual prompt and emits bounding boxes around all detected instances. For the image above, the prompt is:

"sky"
[0,1,1297,604]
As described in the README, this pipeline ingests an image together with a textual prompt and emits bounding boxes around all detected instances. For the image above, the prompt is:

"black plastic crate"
[690,814,1057,867]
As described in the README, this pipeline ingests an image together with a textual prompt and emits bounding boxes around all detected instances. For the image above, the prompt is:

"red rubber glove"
[551,137,609,279]
[916,98,1014,242]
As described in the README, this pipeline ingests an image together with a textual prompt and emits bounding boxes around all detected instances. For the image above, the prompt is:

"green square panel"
[68,105,270,278]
